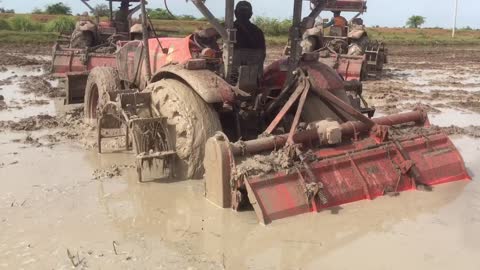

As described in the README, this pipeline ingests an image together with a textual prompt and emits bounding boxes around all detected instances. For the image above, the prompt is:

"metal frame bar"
[140,0,152,81]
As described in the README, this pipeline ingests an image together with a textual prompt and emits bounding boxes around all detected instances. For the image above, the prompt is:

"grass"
[368,27,480,46]
[0,30,57,44]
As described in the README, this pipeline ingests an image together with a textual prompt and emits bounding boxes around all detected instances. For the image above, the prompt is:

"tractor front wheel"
[84,67,121,126]
[148,79,222,179]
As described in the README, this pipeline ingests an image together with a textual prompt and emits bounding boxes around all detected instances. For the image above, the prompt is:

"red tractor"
[56,0,469,224]
[51,0,144,104]
[302,0,387,81]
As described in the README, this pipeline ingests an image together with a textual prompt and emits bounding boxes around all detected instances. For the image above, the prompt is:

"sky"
[1,0,478,29]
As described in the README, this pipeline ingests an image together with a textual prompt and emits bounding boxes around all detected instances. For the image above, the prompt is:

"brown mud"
[19,75,65,98]
[0,45,480,269]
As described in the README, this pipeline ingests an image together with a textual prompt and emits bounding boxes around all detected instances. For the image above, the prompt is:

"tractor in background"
[301,0,387,81]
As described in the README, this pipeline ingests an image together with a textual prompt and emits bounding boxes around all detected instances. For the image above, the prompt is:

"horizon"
[0,0,478,29]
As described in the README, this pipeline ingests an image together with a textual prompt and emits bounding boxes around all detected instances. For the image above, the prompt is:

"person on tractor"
[232,1,266,84]
[234,1,266,54]
[114,1,131,33]
[324,11,348,36]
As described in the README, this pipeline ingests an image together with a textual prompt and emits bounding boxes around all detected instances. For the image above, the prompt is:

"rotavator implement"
[54,0,469,224]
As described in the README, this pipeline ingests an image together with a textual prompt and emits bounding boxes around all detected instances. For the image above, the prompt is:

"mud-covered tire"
[84,67,121,125]
[147,79,222,179]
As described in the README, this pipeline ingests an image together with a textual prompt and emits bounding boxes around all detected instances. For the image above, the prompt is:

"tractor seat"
[231,49,266,94]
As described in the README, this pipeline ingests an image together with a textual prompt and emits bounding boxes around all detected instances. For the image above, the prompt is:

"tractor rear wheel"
[148,79,222,179]
[84,67,121,126]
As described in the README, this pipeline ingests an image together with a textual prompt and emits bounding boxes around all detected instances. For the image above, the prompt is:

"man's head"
[120,1,130,9]
[333,11,341,17]
[235,1,253,22]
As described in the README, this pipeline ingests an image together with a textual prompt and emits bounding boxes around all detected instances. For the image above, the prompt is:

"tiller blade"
[205,112,469,224]
[205,69,469,224]
[243,132,468,224]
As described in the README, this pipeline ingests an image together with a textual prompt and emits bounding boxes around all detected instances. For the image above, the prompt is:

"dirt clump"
[235,147,293,179]
[0,115,59,131]
[22,99,50,106]
[0,76,16,86]
[0,53,46,66]
[19,75,65,98]
[0,94,5,110]
[390,124,480,139]
[92,164,135,180]
[0,66,7,72]
[447,101,480,113]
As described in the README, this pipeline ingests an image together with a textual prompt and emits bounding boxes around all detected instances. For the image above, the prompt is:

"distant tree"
[178,15,196,21]
[0,1,15,14]
[148,8,175,20]
[32,7,44,14]
[45,2,72,15]
[0,8,14,13]
[406,15,426,28]
[94,4,110,17]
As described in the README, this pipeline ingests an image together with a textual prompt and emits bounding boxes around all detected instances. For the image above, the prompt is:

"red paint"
[246,133,470,224]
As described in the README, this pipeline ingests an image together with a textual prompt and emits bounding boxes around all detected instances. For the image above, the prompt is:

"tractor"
[51,0,151,104]
[58,0,469,224]
[301,0,388,81]
[55,0,143,49]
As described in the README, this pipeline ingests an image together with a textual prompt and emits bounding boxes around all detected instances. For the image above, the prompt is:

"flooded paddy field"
[1,45,480,269]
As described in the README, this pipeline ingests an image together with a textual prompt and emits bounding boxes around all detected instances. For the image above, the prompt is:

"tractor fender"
[263,59,345,93]
[301,61,345,92]
[150,65,235,104]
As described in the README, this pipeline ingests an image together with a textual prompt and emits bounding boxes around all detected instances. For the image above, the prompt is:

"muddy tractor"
[59,0,143,49]
[302,0,387,81]
[60,0,469,224]
[51,0,150,104]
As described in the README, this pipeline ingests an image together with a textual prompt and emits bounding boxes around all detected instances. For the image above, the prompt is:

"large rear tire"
[148,79,222,179]
[84,67,121,126]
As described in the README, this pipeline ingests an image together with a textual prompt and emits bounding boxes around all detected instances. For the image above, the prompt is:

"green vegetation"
[94,4,110,17]
[0,13,479,46]
[45,3,72,15]
[148,8,175,20]
[406,15,426,29]
[0,18,10,30]
[45,16,76,33]
[9,15,44,32]
[0,30,57,44]
[32,2,72,15]
[253,17,292,36]
[368,28,480,45]
[0,7,15,14]
[147,8,207,21]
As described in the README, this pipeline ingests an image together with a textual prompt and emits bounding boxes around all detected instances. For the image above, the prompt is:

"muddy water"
[1,47,480,269]
[0,66,58,121]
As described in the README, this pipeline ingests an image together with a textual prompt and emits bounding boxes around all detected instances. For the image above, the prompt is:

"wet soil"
[1,45,480,269]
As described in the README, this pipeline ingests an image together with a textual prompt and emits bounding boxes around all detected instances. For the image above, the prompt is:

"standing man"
[234,1,266,54]
[232,1,266,83]
[114,1,131,33]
